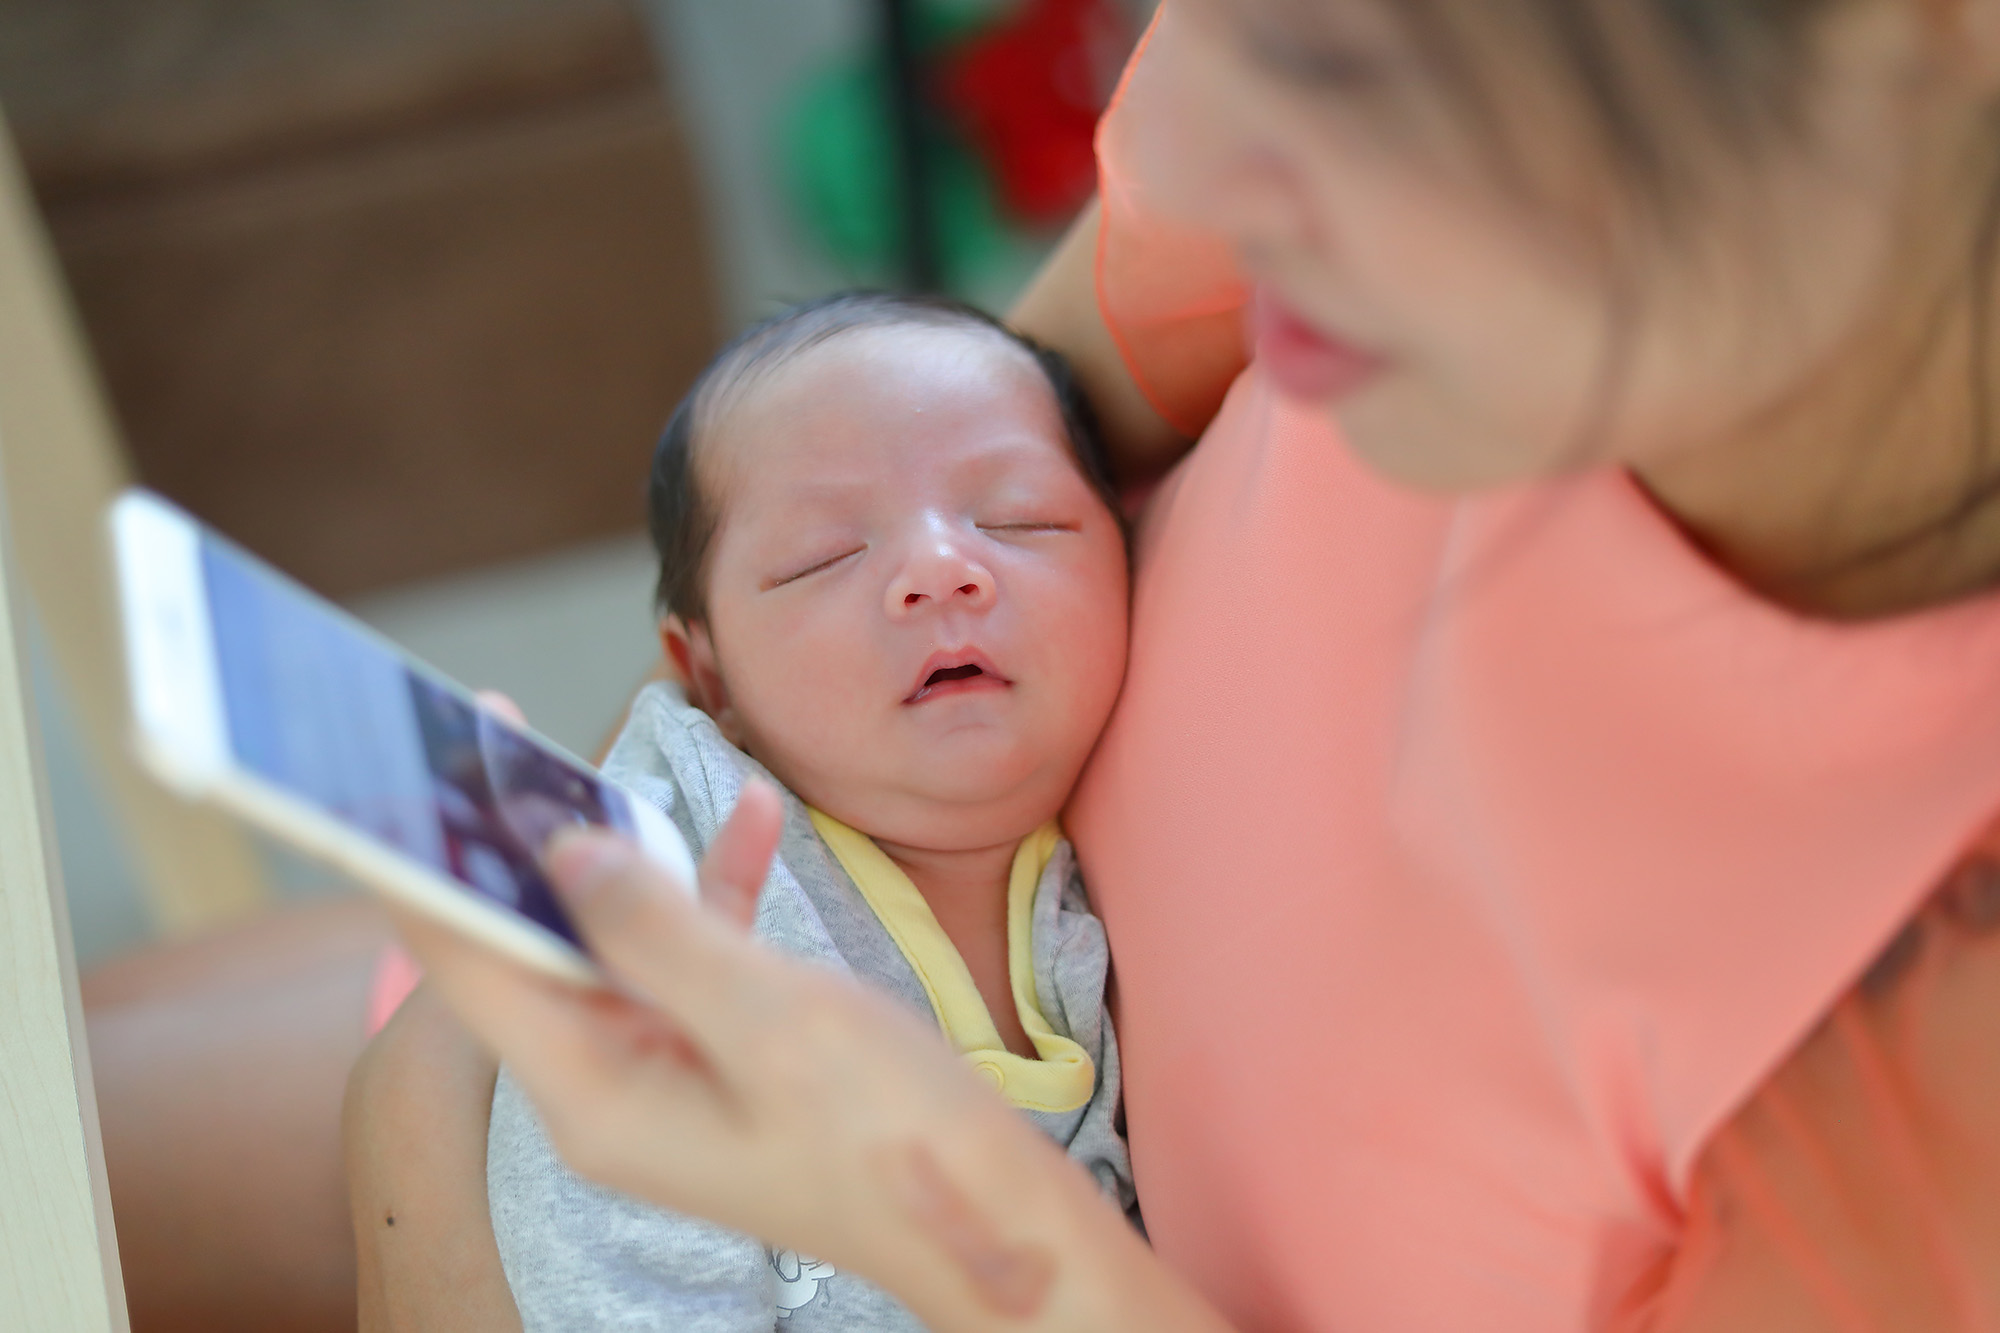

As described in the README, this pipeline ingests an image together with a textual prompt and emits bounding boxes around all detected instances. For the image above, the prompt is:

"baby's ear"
[661,615,743,743]
[658,615,697,690]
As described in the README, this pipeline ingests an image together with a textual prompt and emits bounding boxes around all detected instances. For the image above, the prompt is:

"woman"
[365,0,2000,1327]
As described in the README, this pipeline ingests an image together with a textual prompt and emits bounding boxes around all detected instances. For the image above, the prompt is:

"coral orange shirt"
[1064,14,2000,1331]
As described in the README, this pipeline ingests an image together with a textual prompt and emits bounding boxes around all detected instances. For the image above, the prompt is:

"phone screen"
[197,534,634,946]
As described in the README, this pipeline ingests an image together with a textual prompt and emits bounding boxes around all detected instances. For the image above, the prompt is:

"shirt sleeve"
[1608,846,2000,1333]
[1093,5,1251,440]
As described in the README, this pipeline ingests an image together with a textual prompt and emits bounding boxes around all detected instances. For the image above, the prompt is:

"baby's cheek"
[1039,585,1130,727]
[727,649,831,742]
[729,673,862,809]
[819,645,897,732]
[755,657,862,736]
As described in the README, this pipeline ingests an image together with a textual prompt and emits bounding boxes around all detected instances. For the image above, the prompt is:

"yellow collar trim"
[807,811,1094,1113]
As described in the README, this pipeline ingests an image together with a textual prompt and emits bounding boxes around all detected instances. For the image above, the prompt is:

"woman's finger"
[542,827,777,1051]
[698,780,784,932]
[386,904,723,1132]
[474,689,527,726]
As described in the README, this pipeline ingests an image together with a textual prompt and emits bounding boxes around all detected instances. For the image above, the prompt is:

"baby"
[487,291,1135,1331]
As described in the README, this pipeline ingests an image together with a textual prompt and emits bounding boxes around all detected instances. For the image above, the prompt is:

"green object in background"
[778,9,1021,294]
[914,0,1015,46]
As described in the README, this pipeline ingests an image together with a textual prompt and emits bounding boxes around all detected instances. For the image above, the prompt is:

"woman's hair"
[647,290,1119,623]
[1337,0,1840,240]
[1362,0,2000,586]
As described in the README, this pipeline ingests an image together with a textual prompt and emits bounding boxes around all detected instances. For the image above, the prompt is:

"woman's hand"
[390,780,1231,1332]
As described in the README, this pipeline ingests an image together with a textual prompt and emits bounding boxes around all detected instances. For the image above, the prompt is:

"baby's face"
[688,324,1129,852]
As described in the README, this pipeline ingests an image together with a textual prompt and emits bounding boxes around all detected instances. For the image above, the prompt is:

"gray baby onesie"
[488,683,1134,1332]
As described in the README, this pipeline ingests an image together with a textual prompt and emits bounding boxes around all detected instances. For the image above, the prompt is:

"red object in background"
[936,0,1132,225]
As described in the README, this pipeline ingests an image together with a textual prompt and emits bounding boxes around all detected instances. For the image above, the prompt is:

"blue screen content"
[199,536,634,947]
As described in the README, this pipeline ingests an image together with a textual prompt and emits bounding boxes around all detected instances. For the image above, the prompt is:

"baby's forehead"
[698,320,1061,481]
[716,319,1040,414]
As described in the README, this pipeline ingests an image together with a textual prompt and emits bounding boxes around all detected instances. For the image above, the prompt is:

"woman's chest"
[1068,369,2000,1331]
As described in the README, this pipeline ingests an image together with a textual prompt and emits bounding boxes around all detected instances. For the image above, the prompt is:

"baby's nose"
[885,541,994,615]
[903,583,981,607]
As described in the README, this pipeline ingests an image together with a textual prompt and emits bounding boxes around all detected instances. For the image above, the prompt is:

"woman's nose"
[885,535,995,618]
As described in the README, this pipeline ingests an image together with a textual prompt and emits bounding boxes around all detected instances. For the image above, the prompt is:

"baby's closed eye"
[978,521,1080,535]
[767,546,865,589]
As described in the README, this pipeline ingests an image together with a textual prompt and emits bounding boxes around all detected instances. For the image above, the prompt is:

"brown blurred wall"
[0,0,718,597]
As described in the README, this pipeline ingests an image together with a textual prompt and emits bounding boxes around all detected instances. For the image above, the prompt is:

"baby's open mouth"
[905,654,1009,703]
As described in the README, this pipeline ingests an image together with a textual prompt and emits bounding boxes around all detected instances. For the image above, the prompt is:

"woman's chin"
[1335,398,1563,495]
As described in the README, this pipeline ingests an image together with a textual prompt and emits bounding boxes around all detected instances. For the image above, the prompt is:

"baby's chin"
[906,726,1068,792]
[804,750,1075,851]
[844,785,1069,856]
[906,763,1047,813]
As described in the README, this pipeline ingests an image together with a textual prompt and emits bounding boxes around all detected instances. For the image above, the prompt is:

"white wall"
[640,0,865,327]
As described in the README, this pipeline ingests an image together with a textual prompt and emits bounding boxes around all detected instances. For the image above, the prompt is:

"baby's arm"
[345,983,522,1332]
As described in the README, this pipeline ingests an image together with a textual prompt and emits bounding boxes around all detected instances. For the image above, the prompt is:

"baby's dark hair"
[647,289,1119,623]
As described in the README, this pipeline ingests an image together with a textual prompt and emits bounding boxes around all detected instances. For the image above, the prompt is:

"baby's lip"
[904,648,1011,704]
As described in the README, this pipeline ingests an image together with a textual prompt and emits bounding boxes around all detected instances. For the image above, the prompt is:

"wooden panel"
[0,182,127,1328]
[0,110,268,933]
[7,0,719,598]
[4,0,660,200]
[50,91,715,596]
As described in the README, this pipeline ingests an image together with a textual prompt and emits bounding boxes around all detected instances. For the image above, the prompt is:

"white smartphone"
[109,488,695,985]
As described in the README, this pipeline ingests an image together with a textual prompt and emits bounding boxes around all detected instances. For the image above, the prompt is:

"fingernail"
[544,829,636,901]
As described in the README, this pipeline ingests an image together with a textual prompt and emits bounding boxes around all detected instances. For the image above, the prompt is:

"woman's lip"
[1249,289,1389,402]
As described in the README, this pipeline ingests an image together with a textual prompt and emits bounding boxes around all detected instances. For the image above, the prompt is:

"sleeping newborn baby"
[487,291,1135,1331]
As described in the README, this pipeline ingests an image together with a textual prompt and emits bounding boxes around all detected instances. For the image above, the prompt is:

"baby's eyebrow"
[742,478,875,520]
[953,433,1068,470]
[778,478,874,501]
[738,435,1074,523]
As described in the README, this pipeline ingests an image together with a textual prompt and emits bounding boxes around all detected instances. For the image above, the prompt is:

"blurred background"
[0,0,1150,965]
